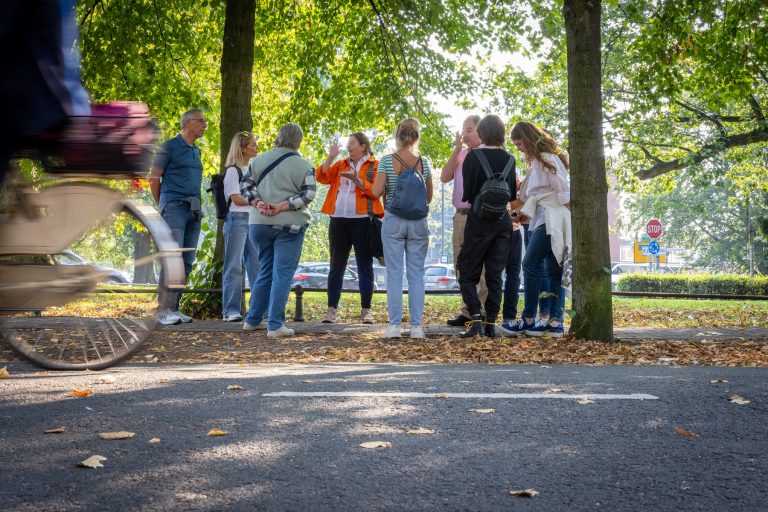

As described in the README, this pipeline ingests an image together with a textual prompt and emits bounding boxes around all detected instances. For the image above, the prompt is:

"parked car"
[291,262,360,290]
[423,264,460,290]
[54,250,132,284]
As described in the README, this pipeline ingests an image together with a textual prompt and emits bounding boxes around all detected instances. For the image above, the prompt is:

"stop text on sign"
[646,218,663,240]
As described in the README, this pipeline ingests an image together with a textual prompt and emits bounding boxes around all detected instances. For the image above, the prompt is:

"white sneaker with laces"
[383,324,401,338]
[410,325,425,339]
[157,310,182,326]
[173,311,193,323]
[360,308,374,324]
[322,307,338,324]
[224,314,243,322]
[267,325,295,338]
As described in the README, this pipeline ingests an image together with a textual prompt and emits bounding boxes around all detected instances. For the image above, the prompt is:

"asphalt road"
[1,362,766,511]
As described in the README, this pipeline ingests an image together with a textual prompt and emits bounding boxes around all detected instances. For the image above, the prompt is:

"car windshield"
[424,267,446,276]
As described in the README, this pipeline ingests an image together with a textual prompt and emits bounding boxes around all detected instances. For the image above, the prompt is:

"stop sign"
[646,218,663,240]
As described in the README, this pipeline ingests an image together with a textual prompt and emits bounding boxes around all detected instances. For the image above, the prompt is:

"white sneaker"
[322,307,338,324]
[173,310,193,323]
[157,310,182,326]
[410,325,425,339]
[360,308,374,324]
[224,314,243,322]
[243,321,265,331]
[267,326,295,338]
[383,324,401,338]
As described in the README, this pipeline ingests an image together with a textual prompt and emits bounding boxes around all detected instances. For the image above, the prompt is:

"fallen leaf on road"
[434,393,449,398]
[710,379,728,384]
[226,385,244,391]
[207,428,228,437]
[147,438,161,444]
[175,492,207,502]
[0,366,9,379]
[44,427,65,434]
[301,380,315,384]
[99,431,135,440]
[728,395,750,405]
[359,441,391,449]
[468,408,495,414]
[96,375,116,384]
[509,489,539,498]
[71,389,93,398]
[576,398,594,404]
[77,455,107,468]
[407,428,435,435]
[546,388,566,393]
[674,427,701,438]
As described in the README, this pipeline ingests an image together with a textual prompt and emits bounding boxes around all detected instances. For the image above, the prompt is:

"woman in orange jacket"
[316,132,384,324]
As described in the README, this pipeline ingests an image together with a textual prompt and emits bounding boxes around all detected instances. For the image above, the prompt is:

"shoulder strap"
[473,149,494,179]
[499,154,515,180]
[255,152,298,188]
[366,160,375,217]
[392,153,422,174]
[237,166,243,181]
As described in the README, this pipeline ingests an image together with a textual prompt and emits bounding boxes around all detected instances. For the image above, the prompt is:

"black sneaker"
[484,323,498,338]
[447,314,471,327]
[460,315,484,338]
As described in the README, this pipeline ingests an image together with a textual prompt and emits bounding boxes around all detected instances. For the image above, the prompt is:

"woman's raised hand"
[328,138,340,159]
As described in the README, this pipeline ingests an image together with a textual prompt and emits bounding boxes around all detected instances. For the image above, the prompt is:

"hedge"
[615,273,768,296]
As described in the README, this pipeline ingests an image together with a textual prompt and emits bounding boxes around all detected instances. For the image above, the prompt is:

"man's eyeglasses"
[190,118,208,125]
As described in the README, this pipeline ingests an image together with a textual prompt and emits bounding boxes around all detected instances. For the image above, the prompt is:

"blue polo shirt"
[152,134,203,210]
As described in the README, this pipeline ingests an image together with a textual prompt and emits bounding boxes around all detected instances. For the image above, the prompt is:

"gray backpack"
[472,150,515,220]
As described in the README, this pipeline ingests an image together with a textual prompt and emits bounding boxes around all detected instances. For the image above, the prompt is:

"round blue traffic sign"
[648,241,660,255]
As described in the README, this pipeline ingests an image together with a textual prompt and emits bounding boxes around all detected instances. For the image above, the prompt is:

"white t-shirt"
[332,156,369,219]
[223,165,251,213]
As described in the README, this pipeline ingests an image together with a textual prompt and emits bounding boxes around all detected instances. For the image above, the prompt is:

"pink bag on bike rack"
[44,101,160,177]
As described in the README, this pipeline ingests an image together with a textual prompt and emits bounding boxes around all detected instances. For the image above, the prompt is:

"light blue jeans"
[245,224,306,330]
[382,213,429,326]
[222,211,259,318]
[160,200,201,311]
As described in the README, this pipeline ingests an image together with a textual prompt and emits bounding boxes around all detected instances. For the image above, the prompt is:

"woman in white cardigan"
[500,122,571,338]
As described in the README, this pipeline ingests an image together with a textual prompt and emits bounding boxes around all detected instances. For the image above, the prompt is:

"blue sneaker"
[525,319,565,338]
[498,318,533,337]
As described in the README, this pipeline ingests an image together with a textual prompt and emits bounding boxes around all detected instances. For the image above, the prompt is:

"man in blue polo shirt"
[149,108,206,325]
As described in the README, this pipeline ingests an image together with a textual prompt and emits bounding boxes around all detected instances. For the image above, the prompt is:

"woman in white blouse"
[500,122,571,338]
[221,131,259,321]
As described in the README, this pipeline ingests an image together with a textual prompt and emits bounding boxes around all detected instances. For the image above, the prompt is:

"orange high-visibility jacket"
[315,155,385,216]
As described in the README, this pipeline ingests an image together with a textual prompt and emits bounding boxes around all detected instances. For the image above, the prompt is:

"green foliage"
[616,273,768,295]
[180,218,222,318]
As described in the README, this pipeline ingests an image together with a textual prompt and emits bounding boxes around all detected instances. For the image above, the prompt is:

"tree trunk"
[210,0,256,312]
[563,0,613,341]
[133,229,156,284]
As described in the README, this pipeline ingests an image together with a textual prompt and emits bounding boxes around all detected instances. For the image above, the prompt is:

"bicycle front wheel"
[0,187,184,370]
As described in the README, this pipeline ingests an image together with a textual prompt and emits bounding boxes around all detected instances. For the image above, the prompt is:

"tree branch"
[673,99,727,138]
[748,94,767,129]
[636,127,768,180]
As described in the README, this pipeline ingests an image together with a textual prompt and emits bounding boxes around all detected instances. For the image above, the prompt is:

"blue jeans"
[382,213,429,326]
[161,200,201,311]
[522,224,564,321]
[245,224,306,330]
[222,211,259,317]
[523,222,552,315]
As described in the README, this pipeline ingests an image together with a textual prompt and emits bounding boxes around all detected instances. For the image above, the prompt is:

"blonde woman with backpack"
[372,118,433,339]
[222,131,259,321]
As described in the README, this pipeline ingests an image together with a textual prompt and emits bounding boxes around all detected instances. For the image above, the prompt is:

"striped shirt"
[379,153,432,204]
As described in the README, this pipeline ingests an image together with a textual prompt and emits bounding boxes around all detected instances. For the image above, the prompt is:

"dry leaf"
[44,427,65,434]
[99,431,135,440]
[71,389,93,398]
[468,408,495,414]
[546,388,566,393]
[576,398,594,405]
[728,395,750,405]
[434,393,449,398]
[0,366,9,379]
[147,438,161,444]
[710,379,728,384]
[674,427,701,438]
[96,375,116,384]
[77,455,107,468]
[359,441,391,449]
[226,385,244,391]
[407,428,435,435]
[301,380,315,384]
[509,489,539,498]
[207,428,228,437]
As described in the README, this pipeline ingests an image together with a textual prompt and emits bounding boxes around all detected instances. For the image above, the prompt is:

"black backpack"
[208,167,243,220]
[472,150,515,220]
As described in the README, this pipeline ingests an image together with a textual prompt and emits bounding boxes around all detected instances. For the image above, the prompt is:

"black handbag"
[364,162,385,264]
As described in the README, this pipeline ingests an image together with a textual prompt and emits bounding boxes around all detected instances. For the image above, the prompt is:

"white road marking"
[262,391,658,400]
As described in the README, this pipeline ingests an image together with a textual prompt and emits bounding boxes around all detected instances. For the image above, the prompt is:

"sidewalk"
[163,321,768,341]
